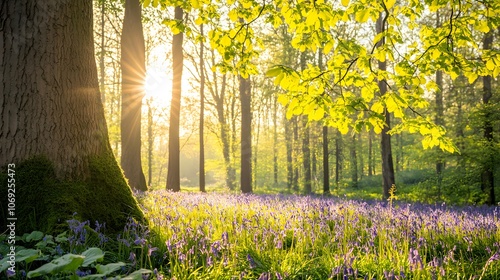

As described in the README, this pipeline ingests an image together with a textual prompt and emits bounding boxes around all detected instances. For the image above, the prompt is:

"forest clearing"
[1,0,500,279]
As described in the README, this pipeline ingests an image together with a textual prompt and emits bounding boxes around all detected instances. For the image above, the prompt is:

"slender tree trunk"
[166,7,184,191]
[0,0,143,233]
[359,131,364,179]
[121,0,147,191]
[323,126,330,194]
[350,134,358,188]
[285,114,293,190]
[199,24,206,192]
[482,30,495,205]
[435,12,445,191]
[240,75,252,193]
[147,99,153,187]
[293,117,300,192]
[319,50,330,194]
[300,52,312,194]
[435,69,444,195]
[215,75,235,190]
[377,12,395,199]
[335,130,342,189]
[368,130,373,176]
[273,96,279,186]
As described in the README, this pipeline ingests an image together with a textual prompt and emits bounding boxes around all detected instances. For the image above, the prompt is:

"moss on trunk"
[1,156,144,235]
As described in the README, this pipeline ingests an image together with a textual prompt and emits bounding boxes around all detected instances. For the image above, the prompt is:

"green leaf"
[81,248,104,267]
[27,254,84,278]
[96,262,126,275]
[265,67,283,77]
[15,249,40,264]
[123,269,153,280]
[25,231,44,242]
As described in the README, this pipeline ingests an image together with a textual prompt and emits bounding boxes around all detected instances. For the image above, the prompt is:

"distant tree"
[240,74,252,193]
[166,6,184,192]
[0,0,143,233]
[376,11,396,199]
[121,0,147,191]
[481,29,495,205]
[199,23,206,193]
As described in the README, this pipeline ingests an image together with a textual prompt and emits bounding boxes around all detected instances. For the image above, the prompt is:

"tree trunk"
[147,99,153,187]
[435,69,444,194]
[121,0,147,191]
[335,130,343,189]
[481,30,495,205]
[323,126,330,194]
[99,0,106,104]
[285,114,293,190]
[0,0,143,233]
[215,74,235,190]
[300,52,312,194]
[166,7,183,192]
[199,24,206,192]
[368,130,373,176]
[239,75,252,193]
[273,96,279,186]
[293,117,300,192]
[377,11,395,199]
[350,134,358,188]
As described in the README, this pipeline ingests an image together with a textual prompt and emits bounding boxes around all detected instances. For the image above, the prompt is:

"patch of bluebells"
[140,191,500,279]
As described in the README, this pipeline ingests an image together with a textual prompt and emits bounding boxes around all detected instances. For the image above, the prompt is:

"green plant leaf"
[27,253,84,278]
[15,249,40,264]
[265,67,282,77]
[81,248,104,267]
[122,269,153,280]
[25,231,44,242]
[96,262,126,275]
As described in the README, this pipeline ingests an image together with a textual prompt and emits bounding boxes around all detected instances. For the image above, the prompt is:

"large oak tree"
[0,0,143,233]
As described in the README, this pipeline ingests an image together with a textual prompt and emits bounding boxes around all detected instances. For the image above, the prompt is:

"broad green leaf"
[384,0,396,10]
[371,101,384,114]
[96,262,126,275]
[25,231,44,242]
[27,254,84,278]
[15,249,40,264]
[265,67,283,77]
[355,9,370,23]
[486,59,495,71]
[323,40,334,54]
[81,248,104,267]
[220,35,231,47]
[123,269,153,280]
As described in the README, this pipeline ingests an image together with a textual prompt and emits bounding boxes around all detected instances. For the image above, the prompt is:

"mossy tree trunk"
[121,0,147,192]
[0,0,143,234]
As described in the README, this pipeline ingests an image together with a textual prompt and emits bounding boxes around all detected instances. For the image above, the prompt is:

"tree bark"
[273,96,279,186]
[121,0,147,191]
[285,114,293,190]
[323,126,330,194]
[166,7,183,192]
[199,24,206,192]
[0,0,143,233]
[350,134,358,188]
[377,11,395,199]
[481,30,495,205]
[239,75,252,193]
[300,52,312,194]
